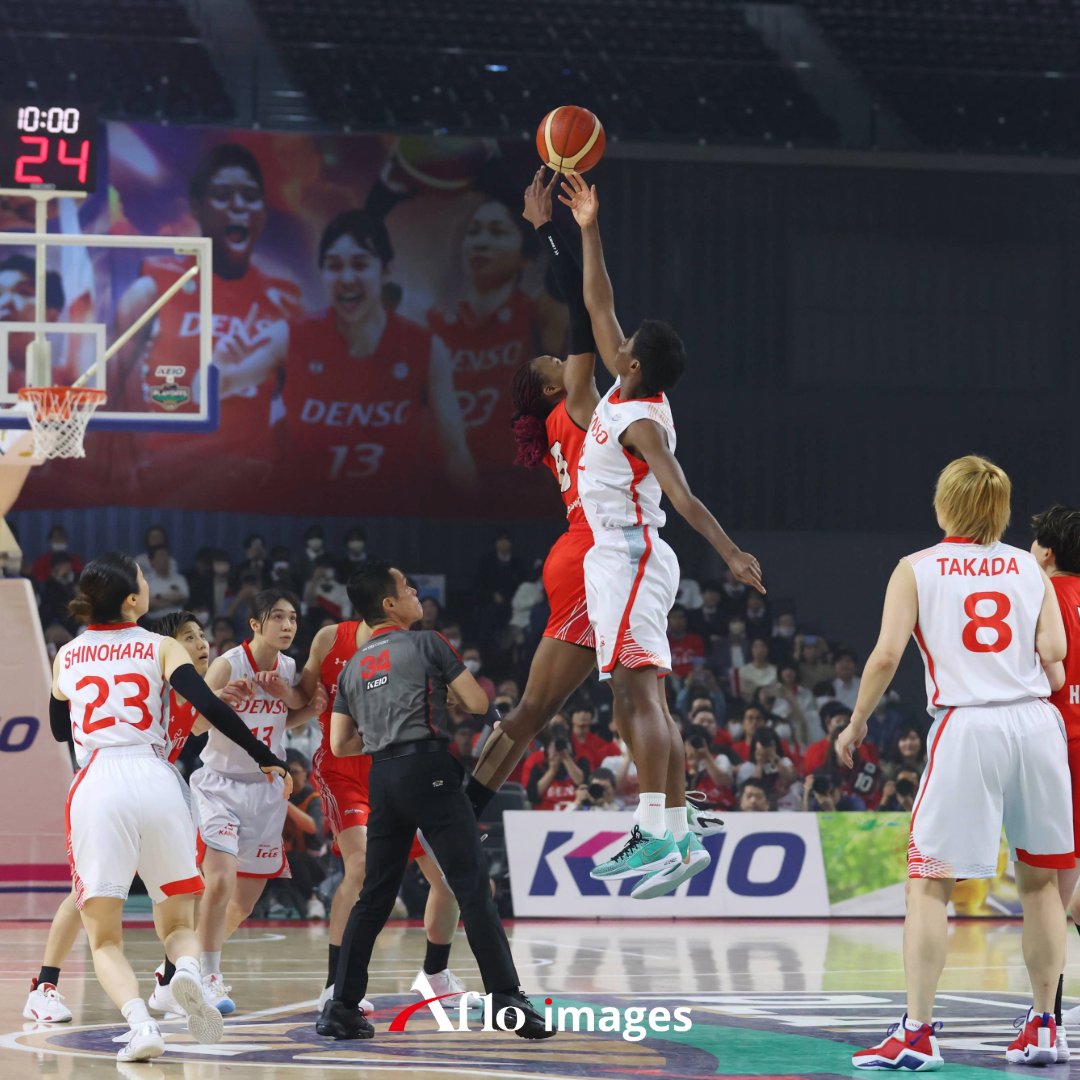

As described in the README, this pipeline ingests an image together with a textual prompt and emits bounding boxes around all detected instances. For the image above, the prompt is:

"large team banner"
[8,124,567,516]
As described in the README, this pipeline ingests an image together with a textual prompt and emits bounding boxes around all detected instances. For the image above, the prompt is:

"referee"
[316,560,552,1041]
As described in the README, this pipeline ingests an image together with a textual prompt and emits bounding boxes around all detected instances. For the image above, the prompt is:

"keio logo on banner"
[504,811,829,918]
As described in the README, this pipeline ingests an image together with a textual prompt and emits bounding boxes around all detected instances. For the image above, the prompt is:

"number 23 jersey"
[907,538,1050,710]
[200,642,297,778]
[55,623,167,767]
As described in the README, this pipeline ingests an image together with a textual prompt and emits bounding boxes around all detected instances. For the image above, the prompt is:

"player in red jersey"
[280,210,476,513]
[1030,506,1080,1043]
[427,182,567,493]
[300,600,470,1012]
[114,144,301,496]
[467,171,600,809]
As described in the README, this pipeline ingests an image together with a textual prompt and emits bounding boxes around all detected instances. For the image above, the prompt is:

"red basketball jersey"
[1050,574,1080,739]
[543,399,588,532]
[164,689,199,765]
[428,290,539,445]
[128,256,300,454]
[281,310,433,508]
[317,620,365,757]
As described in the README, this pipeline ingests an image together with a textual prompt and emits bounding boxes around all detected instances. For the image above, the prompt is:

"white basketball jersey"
[200,642,296,777]
[907,538,1050,711]
[579,379,677,533]
[55,623,167,767]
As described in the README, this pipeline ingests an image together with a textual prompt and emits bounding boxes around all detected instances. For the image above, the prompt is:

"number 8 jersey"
[907,537,1051,711]
[55,623,167,767]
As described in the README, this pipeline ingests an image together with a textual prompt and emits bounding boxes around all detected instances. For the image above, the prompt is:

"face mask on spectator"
[307,538,324,554]
[464,659,481,675]
[273,561,290,575]
[347,540,365,555]
[723,582,745,597]
[776,624,796,638]
[446,636,462,649]
[213,561,229,575]
[50,540,67,552]
[774,721,793,742]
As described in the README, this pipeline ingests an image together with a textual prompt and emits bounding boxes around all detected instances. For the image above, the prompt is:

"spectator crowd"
[12,520,930,913]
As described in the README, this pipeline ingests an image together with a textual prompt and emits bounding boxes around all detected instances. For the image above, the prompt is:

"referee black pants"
[334,747,518,1007]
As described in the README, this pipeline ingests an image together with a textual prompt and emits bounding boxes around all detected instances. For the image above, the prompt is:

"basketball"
[535,106,606,174]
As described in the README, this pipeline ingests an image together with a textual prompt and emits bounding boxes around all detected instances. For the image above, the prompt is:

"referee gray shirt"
[333,627,466,754]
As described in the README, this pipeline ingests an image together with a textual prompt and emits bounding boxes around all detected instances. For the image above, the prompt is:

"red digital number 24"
[961,591,1013,654]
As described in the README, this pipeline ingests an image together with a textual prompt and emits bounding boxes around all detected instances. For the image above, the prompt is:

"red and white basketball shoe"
[23,980,72,1023]
[1005,1008,1057,1065]
[852,1015,943,1071]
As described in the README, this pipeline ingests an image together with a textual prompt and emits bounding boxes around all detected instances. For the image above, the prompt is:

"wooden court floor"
[3,917,1080,1078]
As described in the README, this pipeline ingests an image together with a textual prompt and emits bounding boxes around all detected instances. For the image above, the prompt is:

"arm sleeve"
[422,632,467,683]
[49,695,70,743]
[536,221,595,356]
[168,663,285,771]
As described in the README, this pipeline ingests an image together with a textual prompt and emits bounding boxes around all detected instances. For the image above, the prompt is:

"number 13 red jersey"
[907,537,1050,711]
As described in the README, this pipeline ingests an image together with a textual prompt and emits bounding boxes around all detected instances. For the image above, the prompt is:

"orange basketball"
[536,106,605,175]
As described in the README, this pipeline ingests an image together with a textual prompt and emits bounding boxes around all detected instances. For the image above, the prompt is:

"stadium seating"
[0,0,235,123]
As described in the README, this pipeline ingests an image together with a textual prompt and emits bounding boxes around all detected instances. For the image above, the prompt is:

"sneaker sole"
[631,849,712,900]
[852,1055,943,1071]
[590,850,682,882]
[22,1008,72,1023]
[171,974,225,1045]
[116,1036,165,1063]
[1005,1047,1057,1065]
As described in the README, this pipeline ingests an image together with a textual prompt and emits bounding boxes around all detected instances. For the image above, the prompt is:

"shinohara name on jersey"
[63,640,156,668]
[936,556,1021,577]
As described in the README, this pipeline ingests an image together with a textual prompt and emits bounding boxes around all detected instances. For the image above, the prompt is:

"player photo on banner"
[15,123,568,517]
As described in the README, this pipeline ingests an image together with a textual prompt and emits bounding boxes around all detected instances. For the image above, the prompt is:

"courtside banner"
[505,811,829,918]
[0,579,72,918]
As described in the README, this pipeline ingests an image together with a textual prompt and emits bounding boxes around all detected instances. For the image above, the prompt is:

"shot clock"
[0,105,99,192]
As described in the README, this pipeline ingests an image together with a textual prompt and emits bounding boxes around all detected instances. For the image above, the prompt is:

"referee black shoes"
[491,989,556,1039]
[316,999,375,1040]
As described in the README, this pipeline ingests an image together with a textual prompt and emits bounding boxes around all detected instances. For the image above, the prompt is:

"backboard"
[0,189,216,434]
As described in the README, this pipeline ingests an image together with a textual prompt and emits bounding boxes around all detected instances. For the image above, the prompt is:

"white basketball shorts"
[190,767,289,878]
[66,745,202,908]
[584,524,680,680]
[908,698,1073,879]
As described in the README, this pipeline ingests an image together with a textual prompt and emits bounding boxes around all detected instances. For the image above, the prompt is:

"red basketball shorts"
[543,527,594,648]
[312,745,371,835]
[312,746,425,860]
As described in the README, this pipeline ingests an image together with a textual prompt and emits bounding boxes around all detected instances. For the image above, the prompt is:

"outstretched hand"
[558,170,599,227]
[522,167,557,229]
[219,677,254,709]
[727,550,766,595]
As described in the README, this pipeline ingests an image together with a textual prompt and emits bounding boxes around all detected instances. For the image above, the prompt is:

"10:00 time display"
[17,107,83,135]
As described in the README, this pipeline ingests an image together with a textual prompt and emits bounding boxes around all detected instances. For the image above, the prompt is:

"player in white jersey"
[839,457,1071,1071]
[559,172,764,899]
[192,587,326,1011]
[50,554,289,1061]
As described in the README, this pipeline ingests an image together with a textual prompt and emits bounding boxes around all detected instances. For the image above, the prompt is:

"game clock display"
[0,105,98,192]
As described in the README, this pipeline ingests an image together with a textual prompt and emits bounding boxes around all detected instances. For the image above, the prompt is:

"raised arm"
[836,560,919,767]
[558,172,623,379]
[626,417,764,594]
[522,168,599,424]
[216,319,288,398]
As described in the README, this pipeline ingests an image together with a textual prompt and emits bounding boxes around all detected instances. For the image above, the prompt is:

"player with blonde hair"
[842,456,1072,1069]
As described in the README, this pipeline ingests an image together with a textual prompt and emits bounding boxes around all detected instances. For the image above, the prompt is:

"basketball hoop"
[16,386,107,460]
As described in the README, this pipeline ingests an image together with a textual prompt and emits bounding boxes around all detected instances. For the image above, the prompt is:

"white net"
[16,387,106,460]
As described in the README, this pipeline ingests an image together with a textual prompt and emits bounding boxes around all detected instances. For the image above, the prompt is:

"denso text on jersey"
[300,398,411,428]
